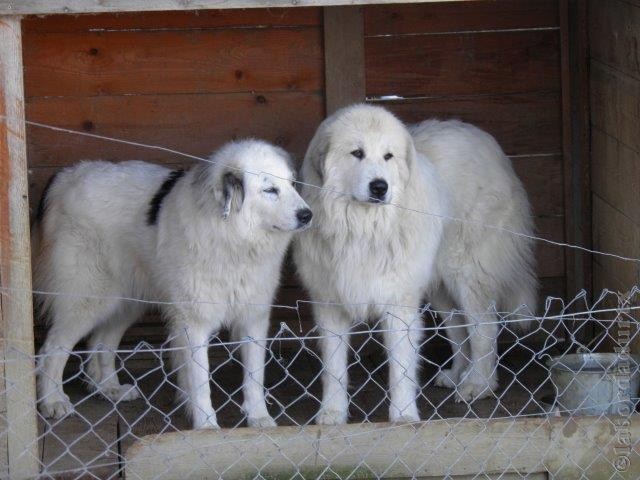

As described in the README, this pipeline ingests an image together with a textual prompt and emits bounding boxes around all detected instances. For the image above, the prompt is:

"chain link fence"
[0,118,636,478]
[0,287,637,479]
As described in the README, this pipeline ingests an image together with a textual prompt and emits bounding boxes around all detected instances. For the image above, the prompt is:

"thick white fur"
[34,139,311,429]
[410,119,536,403]
[294,105,537,424]
[293,105,449,424]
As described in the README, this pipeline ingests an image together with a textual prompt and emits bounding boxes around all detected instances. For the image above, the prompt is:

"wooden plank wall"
[363,0,566,304]
[21,8,325,344]
[22,1,569,346]
[588,0,640,349]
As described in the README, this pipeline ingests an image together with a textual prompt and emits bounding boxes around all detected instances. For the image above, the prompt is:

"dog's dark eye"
[264,187,279,195]
[384,153,393,161]
[351,149,365,160]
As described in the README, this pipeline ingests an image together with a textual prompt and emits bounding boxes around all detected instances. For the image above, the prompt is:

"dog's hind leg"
[382,304,422,423]
[315,305,351,426]
[431,289,470,389]
[453,285,499,403]
[233,308,276,428]
[86,304,144,403]
[38,298,120,419]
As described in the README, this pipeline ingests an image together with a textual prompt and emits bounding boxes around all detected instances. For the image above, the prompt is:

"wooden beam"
[125,415,640,479]
[0,0,470,16]
[0,15,39,479]
[560,0,591,300]
[126,418,550,479]
[323,6,366,115]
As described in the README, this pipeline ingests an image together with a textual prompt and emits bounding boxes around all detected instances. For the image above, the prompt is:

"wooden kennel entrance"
[0,0,638,478]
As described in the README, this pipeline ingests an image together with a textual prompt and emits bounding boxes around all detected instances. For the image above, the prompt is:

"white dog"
[34,139,312,429]
[293,105,448,424]
[410,119,536,401]
[294,105,536,425]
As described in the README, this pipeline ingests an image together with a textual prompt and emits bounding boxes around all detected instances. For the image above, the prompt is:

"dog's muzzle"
[296,208,313,229]
[368,178,388,203]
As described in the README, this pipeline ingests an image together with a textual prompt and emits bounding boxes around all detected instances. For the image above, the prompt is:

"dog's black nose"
[368,179,388,200]
[296,208,313,225]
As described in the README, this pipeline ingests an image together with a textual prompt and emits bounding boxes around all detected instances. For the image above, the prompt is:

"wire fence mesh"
[0,116,638,479]
[0,287,637,479]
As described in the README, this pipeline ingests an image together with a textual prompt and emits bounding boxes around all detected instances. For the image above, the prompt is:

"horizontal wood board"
[23,2,569,345]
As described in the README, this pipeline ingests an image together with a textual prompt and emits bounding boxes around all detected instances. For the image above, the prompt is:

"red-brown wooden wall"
[22,0,568,345]
[363,0,565,301]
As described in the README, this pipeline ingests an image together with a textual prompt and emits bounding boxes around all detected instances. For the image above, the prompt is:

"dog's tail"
[31,172,60,323]
[35,171,59,224]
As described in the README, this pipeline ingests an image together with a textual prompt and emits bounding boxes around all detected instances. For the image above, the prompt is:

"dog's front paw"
[247,416,277,428]
[40,394,74,420]
[193,419,220,430]
[192,412,220,430]
[434,368,462,389]
[100,383,140,402]
[391,413,420,424]
[389,402,420,424]
[454,372,498,403]
[316,408,348,426]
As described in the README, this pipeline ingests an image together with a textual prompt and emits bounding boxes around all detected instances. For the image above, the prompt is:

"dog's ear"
[404,131,419,173]
[302,126,330,184]
[221,170,244,219]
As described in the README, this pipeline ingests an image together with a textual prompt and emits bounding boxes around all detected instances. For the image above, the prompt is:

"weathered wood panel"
[512,155,563,217]
[22,7,321,33]
[365,0,559,36]
[592,195,640,290]
[0,15,39,479]
[25,92,323,167]
[591,128,640,225]
[590,60,640,154]
[125,416,640,479]
[125,418,551,479]
[23,28,323,97]
[589,0,640,81]
[377,92,561,156]
[589,0,640,353]
[323,6,365,114]
[0,0,472,16]
[366,30,560,97]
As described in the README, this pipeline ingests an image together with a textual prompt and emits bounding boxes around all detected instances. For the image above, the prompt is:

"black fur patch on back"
[35,172,59,223]
[147,169,185,225]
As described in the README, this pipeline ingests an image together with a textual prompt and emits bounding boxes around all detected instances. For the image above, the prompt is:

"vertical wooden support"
[0,15,39,479]
[323,6,366,115]
[560,0,591,299]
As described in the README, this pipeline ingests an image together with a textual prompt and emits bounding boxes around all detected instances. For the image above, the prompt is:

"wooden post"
[559,0,593,350]
[560,0,591,298]
[0,15,40,478]
[323,6,366,115]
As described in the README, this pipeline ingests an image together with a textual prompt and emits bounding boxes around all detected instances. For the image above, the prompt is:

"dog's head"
[194,140,312,232]
[303,104,416,205]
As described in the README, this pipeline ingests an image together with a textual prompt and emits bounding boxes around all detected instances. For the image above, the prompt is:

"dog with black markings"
[34,139,312,429]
